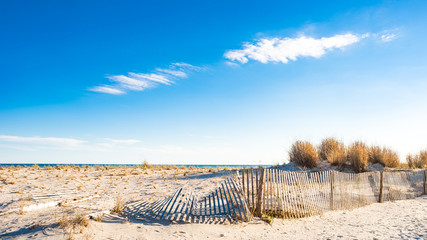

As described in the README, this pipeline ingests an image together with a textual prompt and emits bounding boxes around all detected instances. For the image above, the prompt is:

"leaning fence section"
[123,177,251,223]
[239,169,426,219]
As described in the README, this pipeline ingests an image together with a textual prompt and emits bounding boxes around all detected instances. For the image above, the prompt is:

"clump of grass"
[289,141,319,169]
[141,160,153,170]
[368,146,399,168]
[327,146,347,168]
[319,138,341,161]
[71,214,89,228]
[111,194,124,214]
[18,196,27,215]
[261,213,274,224]
[348,141,369,173]
[318,138,347,167]
[59,210,90,240]
[406,150,427,169]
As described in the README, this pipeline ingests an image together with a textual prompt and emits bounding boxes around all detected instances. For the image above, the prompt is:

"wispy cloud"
[101,138,141,145]
[107,75,152,90]
[97,138,142,149]
[89,62,203,95]
[128,73,173,85]
[88,86,125,95]
[363,29,400,43]
[0,135,86,147]
[224,33,364,64]
[155,68,188,78]
[380,33,396,42]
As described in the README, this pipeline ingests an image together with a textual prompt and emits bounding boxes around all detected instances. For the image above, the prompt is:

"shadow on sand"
[102,213,190,227]
[175,170,232,181]
[0,222,61,239]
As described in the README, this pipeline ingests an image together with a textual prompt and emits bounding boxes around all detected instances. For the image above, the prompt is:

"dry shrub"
[369,146,399,168]
[347,141,369,173]
[289,141,319,169]
[327,147,347,167]
[319,138,341,161]
[407,150,427,169]
[318,138,347,167]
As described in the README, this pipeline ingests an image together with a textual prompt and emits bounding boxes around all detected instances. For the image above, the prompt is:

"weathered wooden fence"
[239,169,426,219]
[123,169,426,223]
[123,177,251,223]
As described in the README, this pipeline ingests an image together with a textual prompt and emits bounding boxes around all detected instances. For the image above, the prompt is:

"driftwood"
[0,195,100,216]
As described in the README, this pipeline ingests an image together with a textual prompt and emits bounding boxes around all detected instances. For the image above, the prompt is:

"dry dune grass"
[318,138,347,167]
[318,138,340,161]
[289,141,318,169]
[347,141,369,173]
[369,146,399,168]
[58,210,90,240]
[406,150,427,168]
[290,137,421,171]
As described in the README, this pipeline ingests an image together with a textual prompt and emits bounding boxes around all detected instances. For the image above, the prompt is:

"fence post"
[379,171,384,203]
[255,168,264,217]
[330,170,334,210]
[242,170,245,197]
[424,170,426,195]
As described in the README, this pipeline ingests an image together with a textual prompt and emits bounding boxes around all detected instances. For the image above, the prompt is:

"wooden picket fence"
[239,168,427,219]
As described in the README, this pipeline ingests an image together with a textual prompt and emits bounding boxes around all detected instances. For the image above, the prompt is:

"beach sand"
[1,166,426,239]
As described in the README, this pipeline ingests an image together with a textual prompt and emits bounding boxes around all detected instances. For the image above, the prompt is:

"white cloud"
[129,73,173,85]
[0,135,86,147]
[380,33,397,42]
[88,86,125,95]
[225,61,240,67]
[89,62,201,95]
[224,33,362,64]
[172,62,205,71]
[155,68,188,78]
[107,75,152,90]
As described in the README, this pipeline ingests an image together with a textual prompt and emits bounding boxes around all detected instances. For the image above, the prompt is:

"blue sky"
[1,0,427,165]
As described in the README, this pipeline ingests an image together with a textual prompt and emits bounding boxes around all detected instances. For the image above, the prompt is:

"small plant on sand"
[59,210,90,240]
[289,141,319,169]
[111,193,124,214]
[318,138,347,167]
[261,213,274,224]
[406,150,427,169]
[18,195,27,215]
[347,141,369,173]
[141,160,152,170]
[368,146,399,168]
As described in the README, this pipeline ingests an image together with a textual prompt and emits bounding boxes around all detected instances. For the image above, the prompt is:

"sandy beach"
[0,166,426,239]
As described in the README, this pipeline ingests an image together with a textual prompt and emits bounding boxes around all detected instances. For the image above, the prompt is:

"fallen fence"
[123,177,251,223]
[122,169,426,223]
